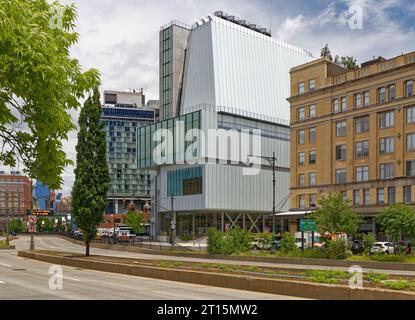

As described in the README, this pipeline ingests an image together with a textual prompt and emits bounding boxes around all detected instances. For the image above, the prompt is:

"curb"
[18,250,415,300]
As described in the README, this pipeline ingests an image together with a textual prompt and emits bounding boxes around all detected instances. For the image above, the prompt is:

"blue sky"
[3,0,415,194]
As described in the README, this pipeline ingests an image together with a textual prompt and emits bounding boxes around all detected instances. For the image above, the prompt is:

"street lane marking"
[56,275,81,282]
[0,281,5,284]
[0,263,11,267]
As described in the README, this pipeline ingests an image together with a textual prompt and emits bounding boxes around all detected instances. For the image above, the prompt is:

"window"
[364,91,370,107]
[298,174,305,187]
[335,169,347,184]
[342,191,347,203]
[309,79,316,92]
[377,188,385,205]
[355,140,369,158]
[406,80,413,97]
[404,186,412,204]
[407,106,415,124]
[379,111,394,128]
[388,187,396,204]
[309,105,316,118]
[379,137,394,154]
[407,160,415,177]
[354,190,360,206]
[298,130,305,144]
[389,84,396,101]
[309,151,316,164]
[379,163,394,180]
[363,189,370,205]
[378,87,386,103]
[309,172,316,186]
[355,93,362,109]
[355,116,369,133]
[336,121,347,137]
[408,133,415,151]
[356,166,369,182]
[309,194,316,207]
[298,107,305,121]
[341,97,347,112]
[336,145,346,161]
[298,82,305,95]
[299,195,305,208]
[333,98,339,113]
[309,127,316,143]
[298,152,305,165]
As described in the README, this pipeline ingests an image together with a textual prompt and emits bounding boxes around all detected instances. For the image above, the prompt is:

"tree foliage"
[309,193,363,237]
[125,211,145,235]
[36,217,53,232]
[280,232,298,253]
[9,219,24,233]
[362,233,376,255]
[376,204,415,241]
[320,44,359,70]
[71,89,110,256]
[0,0,100,189]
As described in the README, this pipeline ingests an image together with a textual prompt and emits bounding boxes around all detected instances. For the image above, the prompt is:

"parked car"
[250,238,272,250]
[350,240,364,255]
[370,242,395,254]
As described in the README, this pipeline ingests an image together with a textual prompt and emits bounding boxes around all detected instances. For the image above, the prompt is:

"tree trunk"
[86,240,90,256]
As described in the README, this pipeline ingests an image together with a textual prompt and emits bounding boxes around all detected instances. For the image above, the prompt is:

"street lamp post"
[249,152,277,246]
[5,187,9,246]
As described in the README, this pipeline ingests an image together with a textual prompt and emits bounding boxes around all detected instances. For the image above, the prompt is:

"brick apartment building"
[288,51,415,236]
[0,172,32,231]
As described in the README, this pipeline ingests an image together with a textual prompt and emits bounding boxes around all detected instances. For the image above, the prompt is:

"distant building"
[34,181,51,210]
[101,90,158,214]
[288,51,415,238]
[0,171,32,230]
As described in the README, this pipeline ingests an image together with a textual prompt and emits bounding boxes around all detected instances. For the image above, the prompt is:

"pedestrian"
[405,243,412,255]
[192,234,196,246]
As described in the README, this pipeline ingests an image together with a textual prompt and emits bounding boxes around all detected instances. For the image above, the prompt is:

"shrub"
[180,234,194,241]
[325,238,349,259]
[10,219,25,233]
[365,272,389,283]
[362,234,376,255]
[303,269,348,284]
[207,228,225,254]
[381,280,411,291]
[280,232,298,253]
[256,231,273,247]
[207,227,252,255]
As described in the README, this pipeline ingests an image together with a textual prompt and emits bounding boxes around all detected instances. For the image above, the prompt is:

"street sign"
[300,219,317,232]
[28,216,37,233]
[170,223,176,230]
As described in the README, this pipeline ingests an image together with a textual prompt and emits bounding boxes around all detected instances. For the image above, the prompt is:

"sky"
[2,0,415,195]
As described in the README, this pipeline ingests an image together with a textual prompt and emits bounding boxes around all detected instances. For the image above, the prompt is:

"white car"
[370,242,395,254]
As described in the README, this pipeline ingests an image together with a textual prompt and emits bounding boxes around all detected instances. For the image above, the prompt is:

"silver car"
[370,242,395,254]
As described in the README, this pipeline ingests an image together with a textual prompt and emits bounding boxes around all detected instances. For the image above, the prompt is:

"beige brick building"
[288,52,415,235]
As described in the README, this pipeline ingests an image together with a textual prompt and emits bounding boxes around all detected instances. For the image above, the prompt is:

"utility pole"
[5,187,9,246]
[249,152,278,246]
[170,194,176,249]
[30,179,35,250]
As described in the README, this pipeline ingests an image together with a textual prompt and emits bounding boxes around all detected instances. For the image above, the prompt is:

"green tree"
[309,193,363,237]
[0,0,100,189]
[9,219,24,233]
[280,232,298,253]
[71,89,110,256]
[362,233,376,255]
[320,44,333,61]
[36,217,53,232]
[376,204,415,241]
[125,211,145,235]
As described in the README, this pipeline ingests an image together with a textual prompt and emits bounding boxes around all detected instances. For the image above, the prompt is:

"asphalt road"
[0,237,303,300]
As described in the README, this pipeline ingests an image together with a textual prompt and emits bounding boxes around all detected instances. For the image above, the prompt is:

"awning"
[273,211,314,217]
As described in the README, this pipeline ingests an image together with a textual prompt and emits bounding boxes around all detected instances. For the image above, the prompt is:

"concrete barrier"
[18,250,415,300]
[55,235,415,272]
